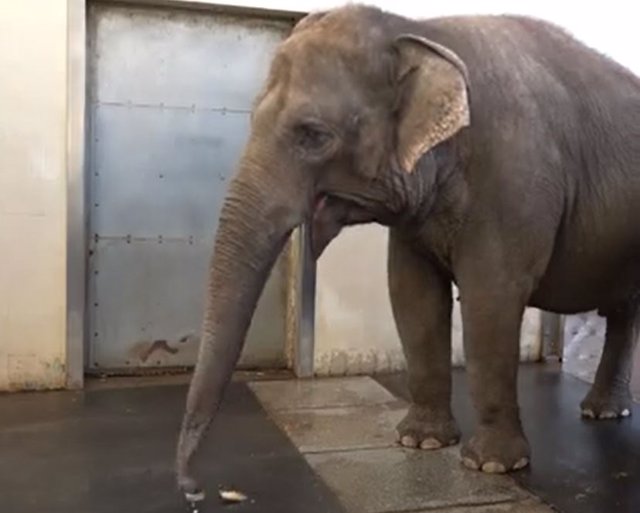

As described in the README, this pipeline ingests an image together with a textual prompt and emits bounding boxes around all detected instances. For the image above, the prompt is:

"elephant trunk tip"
[178,474,206,510]
[176,428,207,506]
[176,470,203,495]
[184,490,206,512]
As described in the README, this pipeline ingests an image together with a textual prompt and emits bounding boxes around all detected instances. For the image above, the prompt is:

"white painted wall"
[0,1,69,390]
[314,226,542,375]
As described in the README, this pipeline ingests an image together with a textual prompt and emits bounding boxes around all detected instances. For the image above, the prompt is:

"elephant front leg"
[459,284,530,474]
[388,231,459,450]
[581,302,640,420]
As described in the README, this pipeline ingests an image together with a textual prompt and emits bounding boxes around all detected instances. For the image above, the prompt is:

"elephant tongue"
[310,195,376,259]
[313,195,328,218]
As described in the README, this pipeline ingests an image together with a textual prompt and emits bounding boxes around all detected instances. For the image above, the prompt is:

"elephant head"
[176,4,470,500]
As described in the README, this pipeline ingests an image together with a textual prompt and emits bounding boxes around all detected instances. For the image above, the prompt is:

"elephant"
[175,3,640,501]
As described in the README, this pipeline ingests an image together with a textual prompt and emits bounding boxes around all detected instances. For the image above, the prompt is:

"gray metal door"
[86,3,293,372]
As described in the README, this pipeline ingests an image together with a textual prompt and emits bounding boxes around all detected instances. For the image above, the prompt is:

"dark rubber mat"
[376,363,640,513]
[0,382,345,513]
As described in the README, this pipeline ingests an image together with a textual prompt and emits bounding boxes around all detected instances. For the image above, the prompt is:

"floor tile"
[306,446,529,513]
[270,402,407,453]
[418,499,554,512]
[249,376,398,411]
[376,366,640,513]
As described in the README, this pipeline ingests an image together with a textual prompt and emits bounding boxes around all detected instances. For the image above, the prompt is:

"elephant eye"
[293,121,335,155]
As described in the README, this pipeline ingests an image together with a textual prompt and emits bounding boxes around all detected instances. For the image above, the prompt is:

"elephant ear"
[394,34,471,173]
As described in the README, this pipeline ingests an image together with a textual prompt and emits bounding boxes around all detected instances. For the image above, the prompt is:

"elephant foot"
[396,404,460,450]
[461,426,530,474]
[580,386,632,420]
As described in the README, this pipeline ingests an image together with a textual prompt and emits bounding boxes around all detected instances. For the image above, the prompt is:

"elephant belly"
[529,237,640,314]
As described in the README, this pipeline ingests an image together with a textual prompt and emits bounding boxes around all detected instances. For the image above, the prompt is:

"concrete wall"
[314,226,542,375]
[0,1,69,390]
[315,226,406,375]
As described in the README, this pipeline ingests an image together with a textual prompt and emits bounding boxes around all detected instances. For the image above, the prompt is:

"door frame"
[65,0,313,388]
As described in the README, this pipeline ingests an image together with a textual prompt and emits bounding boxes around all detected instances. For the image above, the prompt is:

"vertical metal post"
[293,223,316,378]
[541,312,565,362]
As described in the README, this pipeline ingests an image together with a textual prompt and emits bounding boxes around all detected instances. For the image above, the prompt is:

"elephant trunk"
[175,159,298,499]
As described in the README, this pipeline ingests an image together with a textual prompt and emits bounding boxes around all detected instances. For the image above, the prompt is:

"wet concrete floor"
[1,364,639,512]
[0,380,343,513]
[377,364,640,513]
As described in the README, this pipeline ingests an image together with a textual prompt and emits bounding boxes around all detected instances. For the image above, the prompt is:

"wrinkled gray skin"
[176,4,640,497]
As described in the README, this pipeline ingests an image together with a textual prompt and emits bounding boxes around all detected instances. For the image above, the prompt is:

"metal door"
[86,3,293,372]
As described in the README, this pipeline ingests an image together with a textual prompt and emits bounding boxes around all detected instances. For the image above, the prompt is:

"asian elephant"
[176,3,640,500]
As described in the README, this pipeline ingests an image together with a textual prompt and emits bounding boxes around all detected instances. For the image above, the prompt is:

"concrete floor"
[377,365,640,513]
[250,376,551,513]
[2,364,639,512]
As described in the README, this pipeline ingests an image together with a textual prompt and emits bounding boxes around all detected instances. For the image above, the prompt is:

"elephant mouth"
[309,194,375,259]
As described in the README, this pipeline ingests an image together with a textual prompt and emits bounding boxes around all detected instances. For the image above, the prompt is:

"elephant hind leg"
[580,301,640,420]
[387,230,459,450]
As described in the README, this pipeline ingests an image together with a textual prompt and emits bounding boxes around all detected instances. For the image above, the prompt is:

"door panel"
[87,3,292,372]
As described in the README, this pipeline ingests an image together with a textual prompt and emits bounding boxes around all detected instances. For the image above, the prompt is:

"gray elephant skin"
[175,3,640,499]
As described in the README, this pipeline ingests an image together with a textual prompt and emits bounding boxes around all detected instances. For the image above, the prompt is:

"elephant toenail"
[481,462,507,474]
[599,411,616,419]
[420,438,442,450]
[581,409,595,419]
[621,409,631,417]
[462,457,480,470]
[400,435,418,448]
[513,457,529,470]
